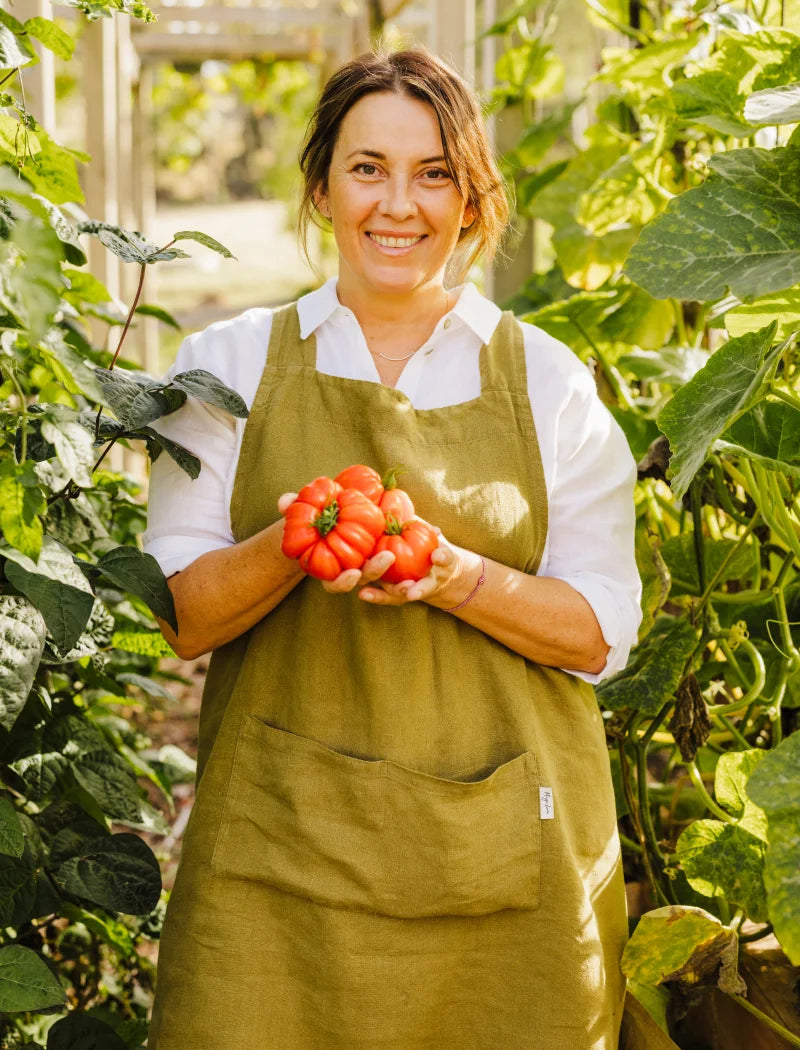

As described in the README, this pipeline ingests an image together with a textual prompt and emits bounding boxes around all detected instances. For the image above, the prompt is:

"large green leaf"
[40,327,104,402]
[746,732,800,964]
[676,820,768,922]
[139,426,201,479]
[626,146,800,301]
[660,534,755,595]
[0,20,35,68]
[595,34,701,103]
[0,846,36,927]
[0,945,65,1012]
[0,461,45,561]
[95,546,178,631]
[622,905,746,994]
[40,408,94,488]
[3,536,95,653]
[23,16,74,60]
[716,749,769,839]
[171,368,249,419]
[0,214,66,342]
[94,367,187,428]
[744,82,800,124]
[0,797,24,858]
[173,229,235,259]
[0,594,46,731]
[111,631,176,657]
[656,322,780,498]
[717,400,800,477]
[577,139,665,236]
[53,832,161,915]
[78,221,189,264]
[596,617,697,714]
[47,1013,128,1050]
[670,70,752,136]
[9,131,86,206]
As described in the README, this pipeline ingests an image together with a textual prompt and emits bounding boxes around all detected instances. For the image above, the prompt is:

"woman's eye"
[354,162,379,176]
[423,168,451,181]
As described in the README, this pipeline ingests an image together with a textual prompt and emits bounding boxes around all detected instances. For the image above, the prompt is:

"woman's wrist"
[429,548,485,612]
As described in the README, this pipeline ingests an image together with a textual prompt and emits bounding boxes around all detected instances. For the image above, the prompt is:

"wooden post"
[14,0,56,135]
[132,62,161,376]
[431,0,476,83]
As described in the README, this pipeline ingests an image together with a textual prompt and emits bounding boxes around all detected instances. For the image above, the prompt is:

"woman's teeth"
[368,233,424,247]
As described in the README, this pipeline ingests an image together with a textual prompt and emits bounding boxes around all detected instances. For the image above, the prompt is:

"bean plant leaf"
[0,21,35,68]
[0,945,66,1012]
[135,303,180,329]
[656,322,780,498]
[3,537,95,654]
[621,905,746,995]
[746,732,800,964]
[744,82,800,125]
[54,832,161,915]
[78,221,190,264]
[172,229,236,259]
[139,426,201,479]
[0,461,46,561]
[0,594,46,730]
[716,401,800,478]
[0,797,24,858]
[596,617,697,714]
[171,369,249,419]
[94,367,187,428]
[111,631,176,657]
[626,146,800,301]
[40,412,94,488]
[676,820,768,922]
[94,547,177,631]
[0,214,66,342]
[0,846,36,927]
[47,1014,129,1050]
[23,16,74,60]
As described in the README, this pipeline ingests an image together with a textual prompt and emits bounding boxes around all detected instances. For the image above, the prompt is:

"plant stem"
[572,318,636,409]
[688,760,734,822]
[695,512,761,616]
[8,366,27,462]
[729,994,800,1048]
[710,710,752,750]
[709,636,766,715]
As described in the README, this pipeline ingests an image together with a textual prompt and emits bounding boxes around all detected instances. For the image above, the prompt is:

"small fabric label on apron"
[539,787,554,820]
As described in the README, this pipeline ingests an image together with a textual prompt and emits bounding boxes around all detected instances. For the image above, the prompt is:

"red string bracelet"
[446,555,486,612]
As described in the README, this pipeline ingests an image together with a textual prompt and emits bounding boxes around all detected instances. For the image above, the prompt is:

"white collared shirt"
[143,278,642,683]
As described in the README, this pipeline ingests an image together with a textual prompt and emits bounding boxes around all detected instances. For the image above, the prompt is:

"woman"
[144,46,641,1050]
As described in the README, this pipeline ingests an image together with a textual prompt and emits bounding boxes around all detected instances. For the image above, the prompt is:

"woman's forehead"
[334,93,444,156]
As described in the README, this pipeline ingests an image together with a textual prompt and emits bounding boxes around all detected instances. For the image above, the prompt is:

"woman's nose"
[378,178,418,220]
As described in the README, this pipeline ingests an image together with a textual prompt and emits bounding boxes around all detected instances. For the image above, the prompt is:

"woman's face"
[315,91,475,304]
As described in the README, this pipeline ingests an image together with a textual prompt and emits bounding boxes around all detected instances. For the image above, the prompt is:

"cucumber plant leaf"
[717,401,800,477]
[595,616,697,714]
[656,322,780,498]
[626,146,800,301]
[676,821,768,922]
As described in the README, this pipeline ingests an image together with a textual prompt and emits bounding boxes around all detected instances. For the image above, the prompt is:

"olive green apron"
[148,303,628,1050]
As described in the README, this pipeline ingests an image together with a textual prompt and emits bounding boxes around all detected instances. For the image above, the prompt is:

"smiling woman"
[144,45,641,1050]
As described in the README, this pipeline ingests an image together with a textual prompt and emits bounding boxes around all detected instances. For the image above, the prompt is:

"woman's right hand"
[277,491,396,594]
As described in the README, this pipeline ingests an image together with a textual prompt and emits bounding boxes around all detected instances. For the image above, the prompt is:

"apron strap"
[478,310,528,397]
[265,302,316,370]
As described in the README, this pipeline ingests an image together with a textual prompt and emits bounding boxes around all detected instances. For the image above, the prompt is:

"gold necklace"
[368,291,452,363]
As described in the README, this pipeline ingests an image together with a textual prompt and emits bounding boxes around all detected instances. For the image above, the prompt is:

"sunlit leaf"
[717,400,800,477]
[596,616,697,714]
[172,229,236,259]
[0,594,46,731]
[726,287,800,341]
[171,368,248,418]
[677,820,768,922]
[23,16,74,60]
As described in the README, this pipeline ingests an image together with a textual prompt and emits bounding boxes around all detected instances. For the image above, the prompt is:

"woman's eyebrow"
[344,148,447,164]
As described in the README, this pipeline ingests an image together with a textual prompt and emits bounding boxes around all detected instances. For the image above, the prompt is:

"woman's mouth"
[366,232,425,248]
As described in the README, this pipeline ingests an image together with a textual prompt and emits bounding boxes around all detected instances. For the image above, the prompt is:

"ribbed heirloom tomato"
[334,464,415,523]
[281,476,385,581]
[373,517,439,584]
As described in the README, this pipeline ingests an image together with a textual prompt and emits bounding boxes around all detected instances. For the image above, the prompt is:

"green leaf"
[139,426,201,479]
[618,345,708,386]
[717,400,800,477]
[744,82,800,125]
[715,749,768,839]
[9,131,86,206]
[40,410,94,488]
[54,832,161,915]
[117,671,174,701]
[676,820,768,922]
[0,945,66,1012]
[577,139,664,236]
[0,462,45,561]
[626,145,800,302]
[134,302,181,329]
[0,214,66,342]
[94,367,187,428]
[635,525,670,643]
[60,902,136,956]
[746,732,800,964]
[172,229,236,259]
[0,798,24,858]
[0,847,36,927]
[726,287,800,341]
[621,905,746,995]
[40,327,104,402]
[660,534,755,595]
[95,546,177,630]
[63,267,112,305]
[171,368,249,418]
[47,1013,128,1050]
[3,536,95,653]
[23,16,74,60]
[656,323,780,498]
[670,71,752,137]
[78,221,189,264]
[0,594,46,731]
[111,630,176,657]
[595,33,702,103]
[596,617,697,714]
[0,21,35,68]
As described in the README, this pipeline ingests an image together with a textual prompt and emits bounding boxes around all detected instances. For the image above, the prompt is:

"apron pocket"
[210,715,542,918]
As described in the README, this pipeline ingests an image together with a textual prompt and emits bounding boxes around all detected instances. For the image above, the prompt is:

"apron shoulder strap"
[478,310,528,398]
[266,301,315,369]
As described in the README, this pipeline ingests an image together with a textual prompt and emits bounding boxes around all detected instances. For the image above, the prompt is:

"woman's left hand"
[358,535,480,608]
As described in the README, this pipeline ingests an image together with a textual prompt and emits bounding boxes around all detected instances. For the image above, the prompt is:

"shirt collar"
[296,276,503,345]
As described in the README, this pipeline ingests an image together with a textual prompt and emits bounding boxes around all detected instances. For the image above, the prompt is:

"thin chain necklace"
[367,291,452,362]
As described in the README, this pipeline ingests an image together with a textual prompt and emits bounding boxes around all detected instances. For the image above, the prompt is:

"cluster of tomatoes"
[281,464,439,583]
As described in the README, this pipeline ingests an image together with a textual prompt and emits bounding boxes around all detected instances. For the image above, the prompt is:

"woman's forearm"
[427,550,610,675]
[158,518,304,660]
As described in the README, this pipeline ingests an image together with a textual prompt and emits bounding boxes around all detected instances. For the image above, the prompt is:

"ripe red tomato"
[335,464,416,524]
[282,478,385,581]
[374,518,439,583]
[334,464,384,504]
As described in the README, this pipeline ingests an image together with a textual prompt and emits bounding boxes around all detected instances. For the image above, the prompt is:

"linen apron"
[148,303,628,1050]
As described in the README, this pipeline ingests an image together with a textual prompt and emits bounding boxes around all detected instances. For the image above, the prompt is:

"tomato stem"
[313,500,340,536]
[383,512,405,536]
[381,465,406,491]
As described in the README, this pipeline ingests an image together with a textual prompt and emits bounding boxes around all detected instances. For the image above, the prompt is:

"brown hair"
[298,46,509,283]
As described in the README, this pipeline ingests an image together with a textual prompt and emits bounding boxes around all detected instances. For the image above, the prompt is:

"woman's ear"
[314,185,331,219]
[461,200,476,229]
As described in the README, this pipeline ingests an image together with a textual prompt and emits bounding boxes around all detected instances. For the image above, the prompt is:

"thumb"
[277,492,298,516]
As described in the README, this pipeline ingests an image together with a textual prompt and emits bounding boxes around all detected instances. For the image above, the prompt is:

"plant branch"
[696,512,761,615]
[729,994,800,1048]
[8,366,28,462]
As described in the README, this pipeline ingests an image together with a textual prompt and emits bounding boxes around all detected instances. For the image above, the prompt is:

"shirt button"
[425,346,434,355]
[443,318,452,329]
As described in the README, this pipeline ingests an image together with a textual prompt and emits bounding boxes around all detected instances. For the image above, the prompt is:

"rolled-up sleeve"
[523,323,642,683]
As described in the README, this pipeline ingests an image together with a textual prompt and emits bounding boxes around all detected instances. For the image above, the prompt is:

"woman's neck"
[335,279,453,337]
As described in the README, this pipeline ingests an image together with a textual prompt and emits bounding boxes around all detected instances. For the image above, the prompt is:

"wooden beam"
[134,31,336,59]
[14,0,56,135]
